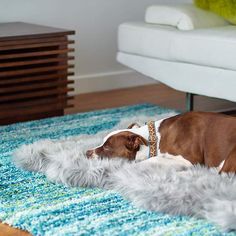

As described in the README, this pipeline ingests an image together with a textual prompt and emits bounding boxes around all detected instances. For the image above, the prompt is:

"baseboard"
[71,70,157,94]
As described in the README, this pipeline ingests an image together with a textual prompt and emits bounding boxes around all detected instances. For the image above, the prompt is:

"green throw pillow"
[194,0,236,24]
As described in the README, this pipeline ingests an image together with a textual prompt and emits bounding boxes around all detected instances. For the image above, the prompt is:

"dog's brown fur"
[159,112,236,173]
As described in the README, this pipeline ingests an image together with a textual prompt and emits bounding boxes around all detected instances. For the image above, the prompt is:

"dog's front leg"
[135,145,149,162]
[136,153,192,172]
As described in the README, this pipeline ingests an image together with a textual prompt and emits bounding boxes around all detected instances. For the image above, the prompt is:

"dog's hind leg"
[219,146,236,174]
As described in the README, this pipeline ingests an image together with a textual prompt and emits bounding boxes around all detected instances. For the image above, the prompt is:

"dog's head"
[86,123,148,160]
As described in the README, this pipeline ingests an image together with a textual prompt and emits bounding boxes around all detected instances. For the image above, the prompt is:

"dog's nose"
[86,150,93,158]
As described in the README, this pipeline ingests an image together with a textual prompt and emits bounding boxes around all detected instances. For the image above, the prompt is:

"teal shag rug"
[0,104,235,236]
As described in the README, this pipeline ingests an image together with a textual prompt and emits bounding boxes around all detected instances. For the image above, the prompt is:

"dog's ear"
[126,134,148,150]
[127,123,140,129]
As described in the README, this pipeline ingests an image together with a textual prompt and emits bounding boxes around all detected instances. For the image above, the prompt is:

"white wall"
[0,0,190,94]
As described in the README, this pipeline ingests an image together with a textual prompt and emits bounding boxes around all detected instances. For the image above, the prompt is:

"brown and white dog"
[86,112,236,174]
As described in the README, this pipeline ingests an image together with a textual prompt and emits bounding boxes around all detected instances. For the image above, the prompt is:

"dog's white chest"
[138,153,193,171]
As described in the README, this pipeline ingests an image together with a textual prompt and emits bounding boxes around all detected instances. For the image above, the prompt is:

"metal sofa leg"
[186,93,194,111]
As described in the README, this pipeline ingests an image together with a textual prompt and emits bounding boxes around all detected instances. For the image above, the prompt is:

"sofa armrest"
[145,4,229,30]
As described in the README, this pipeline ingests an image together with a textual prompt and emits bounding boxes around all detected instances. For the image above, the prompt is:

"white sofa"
[117,4,236,111]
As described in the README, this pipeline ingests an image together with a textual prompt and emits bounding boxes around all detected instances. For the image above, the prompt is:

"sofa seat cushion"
[118,22,236,71]
[118,22,179,62]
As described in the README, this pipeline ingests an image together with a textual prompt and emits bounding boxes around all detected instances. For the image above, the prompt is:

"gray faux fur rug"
[13,114,236,232]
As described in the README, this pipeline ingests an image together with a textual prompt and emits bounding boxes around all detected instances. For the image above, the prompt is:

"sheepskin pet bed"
[13,114,236,233]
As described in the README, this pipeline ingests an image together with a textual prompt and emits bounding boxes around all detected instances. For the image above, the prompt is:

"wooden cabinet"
[0,22,75,125]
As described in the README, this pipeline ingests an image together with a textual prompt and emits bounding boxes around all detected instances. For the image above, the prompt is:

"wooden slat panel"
[0,103,73,119]
[0,48,74,60]
[0,80,74,94]
[0,96,73,110]
[0,36,67,46]
[0,87,74,102]
[0,22,75,125]
[0,72,74,85]
[0,110,64,125]
[0,64,74,77]
[0,22,75,42]
[0,40,75,51]
[0,32,75,42]
[0,56,74,68]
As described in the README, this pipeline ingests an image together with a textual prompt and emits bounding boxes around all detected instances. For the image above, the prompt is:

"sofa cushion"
[194,0,236,24]
[118,22,179,61]
[172,26,236,71]
[145,4,228,30]
[118,22,236,71]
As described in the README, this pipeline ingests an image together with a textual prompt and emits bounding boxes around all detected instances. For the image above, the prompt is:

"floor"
[65,84,236,114]
[1,83,235,236]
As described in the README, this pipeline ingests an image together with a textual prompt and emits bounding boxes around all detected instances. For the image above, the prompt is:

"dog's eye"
[125,143,132,151]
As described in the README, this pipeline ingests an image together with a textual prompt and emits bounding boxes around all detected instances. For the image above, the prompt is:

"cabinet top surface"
[0,22,75,40]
